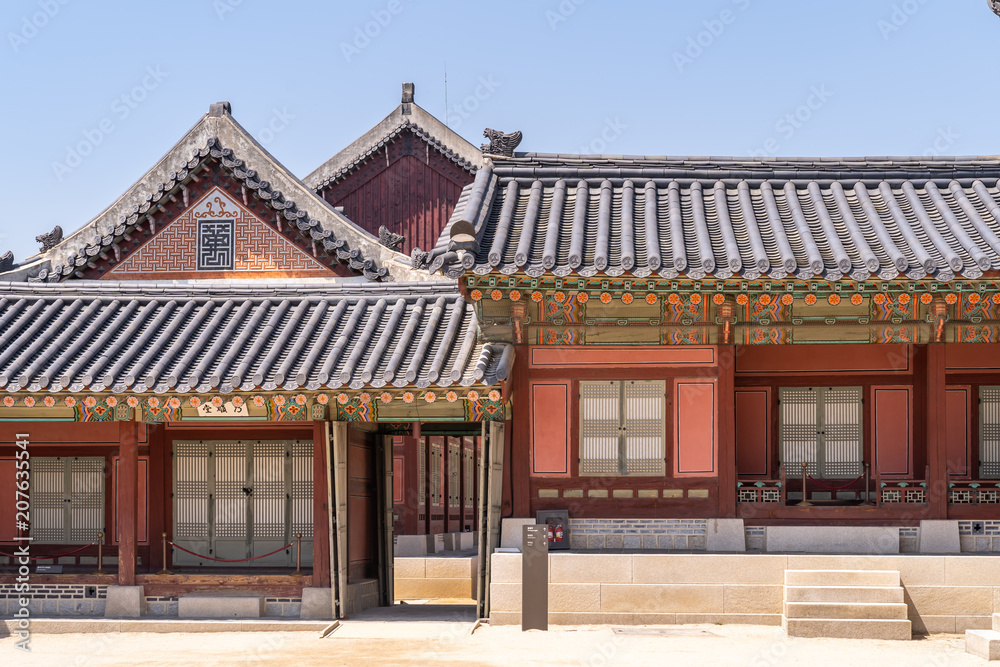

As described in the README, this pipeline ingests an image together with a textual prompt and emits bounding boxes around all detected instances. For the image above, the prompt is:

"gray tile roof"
[0,281,511,395]
[438,154,1000,282]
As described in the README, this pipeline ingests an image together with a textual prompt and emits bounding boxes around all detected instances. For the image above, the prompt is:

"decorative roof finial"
[36,225,63,252]
[0,251,13,272]
[208,101,231,117]
[990,0,1000,16]
[378,225,405,251]
[401,82,415,104]
[481,128,523,157]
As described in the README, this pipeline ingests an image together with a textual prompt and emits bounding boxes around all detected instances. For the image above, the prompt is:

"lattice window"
[174,442,209,539]
[290,441,314,538]
[905,488,925,504]
[173,440,312,561]
[251,441,286,540]
[197,219,235,270]
[431,441,442,506]
[30,457,105,544]
[463,444,474,508]
[417,439,425,507]
[882,488,902,503]
[980,387,1000,478]
[980,489,999,504]
[779,387,862,478]
[448,440,461,509]
[580,380,666,477]
[214,441,247,540]
[738,488,758,503]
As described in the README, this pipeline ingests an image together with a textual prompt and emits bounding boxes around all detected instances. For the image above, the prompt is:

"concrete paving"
[0,614,983,666]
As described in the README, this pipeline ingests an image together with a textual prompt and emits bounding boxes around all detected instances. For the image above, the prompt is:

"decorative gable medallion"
[104,186,334,280]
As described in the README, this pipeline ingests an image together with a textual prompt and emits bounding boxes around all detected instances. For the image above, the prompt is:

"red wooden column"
[925,344,948,518]
[717,345,737,518]
[146,425,165,573]
[117,420,138,586]
[312,420,331,588]
[510,349,529,518]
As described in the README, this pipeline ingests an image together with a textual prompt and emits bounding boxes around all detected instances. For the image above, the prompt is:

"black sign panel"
[521,524,548,632]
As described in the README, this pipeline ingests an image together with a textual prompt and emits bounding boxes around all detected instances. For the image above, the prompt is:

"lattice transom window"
[779,386,863,478]
[30,457,105,544]
[579,380,666,477]
[980,387,1000,478]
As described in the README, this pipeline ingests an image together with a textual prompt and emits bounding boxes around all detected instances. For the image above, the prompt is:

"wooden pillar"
[478,420,506,619]
[510,347,529,517]
[330,421,349,617]
[925,344,948,518]
[717,345,737,518]
[117,420,138,586]
[147,425,165,572]
[311,420,331,588]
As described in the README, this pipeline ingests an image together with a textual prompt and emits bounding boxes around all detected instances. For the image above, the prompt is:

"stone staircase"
[782,570,911,640]
[966,613,1000,660]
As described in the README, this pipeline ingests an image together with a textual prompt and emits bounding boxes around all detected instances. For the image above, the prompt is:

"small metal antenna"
[444,63,449,126]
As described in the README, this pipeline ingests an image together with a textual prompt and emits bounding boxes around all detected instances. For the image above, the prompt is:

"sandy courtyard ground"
[0,622,982,667]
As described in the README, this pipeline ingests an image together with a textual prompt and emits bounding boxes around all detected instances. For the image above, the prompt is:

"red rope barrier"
[806,474,865,492]
[0,542,96,561]
[170,542,293,563]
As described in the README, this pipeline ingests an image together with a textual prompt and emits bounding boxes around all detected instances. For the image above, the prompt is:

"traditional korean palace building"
[1,86,999,634]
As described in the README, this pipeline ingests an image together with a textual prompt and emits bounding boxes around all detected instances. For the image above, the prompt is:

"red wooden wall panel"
[735,388,770,476]
[674,380,717,476]
[945,386,971,477]
[945,344,1000,371]
[319,130,474,255]
[393,455,404,503]
[872,387,912,476]
[531,346,716,368]
[347,428,377,582]
[0,459,18,543]
[530,381,570,475]
[736,344,912,374]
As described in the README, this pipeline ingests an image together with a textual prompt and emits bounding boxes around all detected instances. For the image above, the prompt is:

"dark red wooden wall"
[318,129,475,255]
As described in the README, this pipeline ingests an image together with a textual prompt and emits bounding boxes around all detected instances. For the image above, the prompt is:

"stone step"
[783,617,911,640]
[785,585,904,604]
[177,595,265,619]
[784,601,909,621]
[784,570,899,587]
[966,629,1000,661]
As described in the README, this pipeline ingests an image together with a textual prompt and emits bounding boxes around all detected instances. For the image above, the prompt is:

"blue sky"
[1,0,999,263]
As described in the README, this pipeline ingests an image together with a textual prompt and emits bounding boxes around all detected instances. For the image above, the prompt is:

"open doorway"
[330,421,504,623]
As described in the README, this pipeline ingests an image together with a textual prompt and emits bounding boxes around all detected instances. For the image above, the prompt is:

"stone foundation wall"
[344,579,379,615]
[394,556,478,600]
[568,519,707,550]
[960,520,1000,552]
[0,583,108,616]
[489,553,1000,633]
